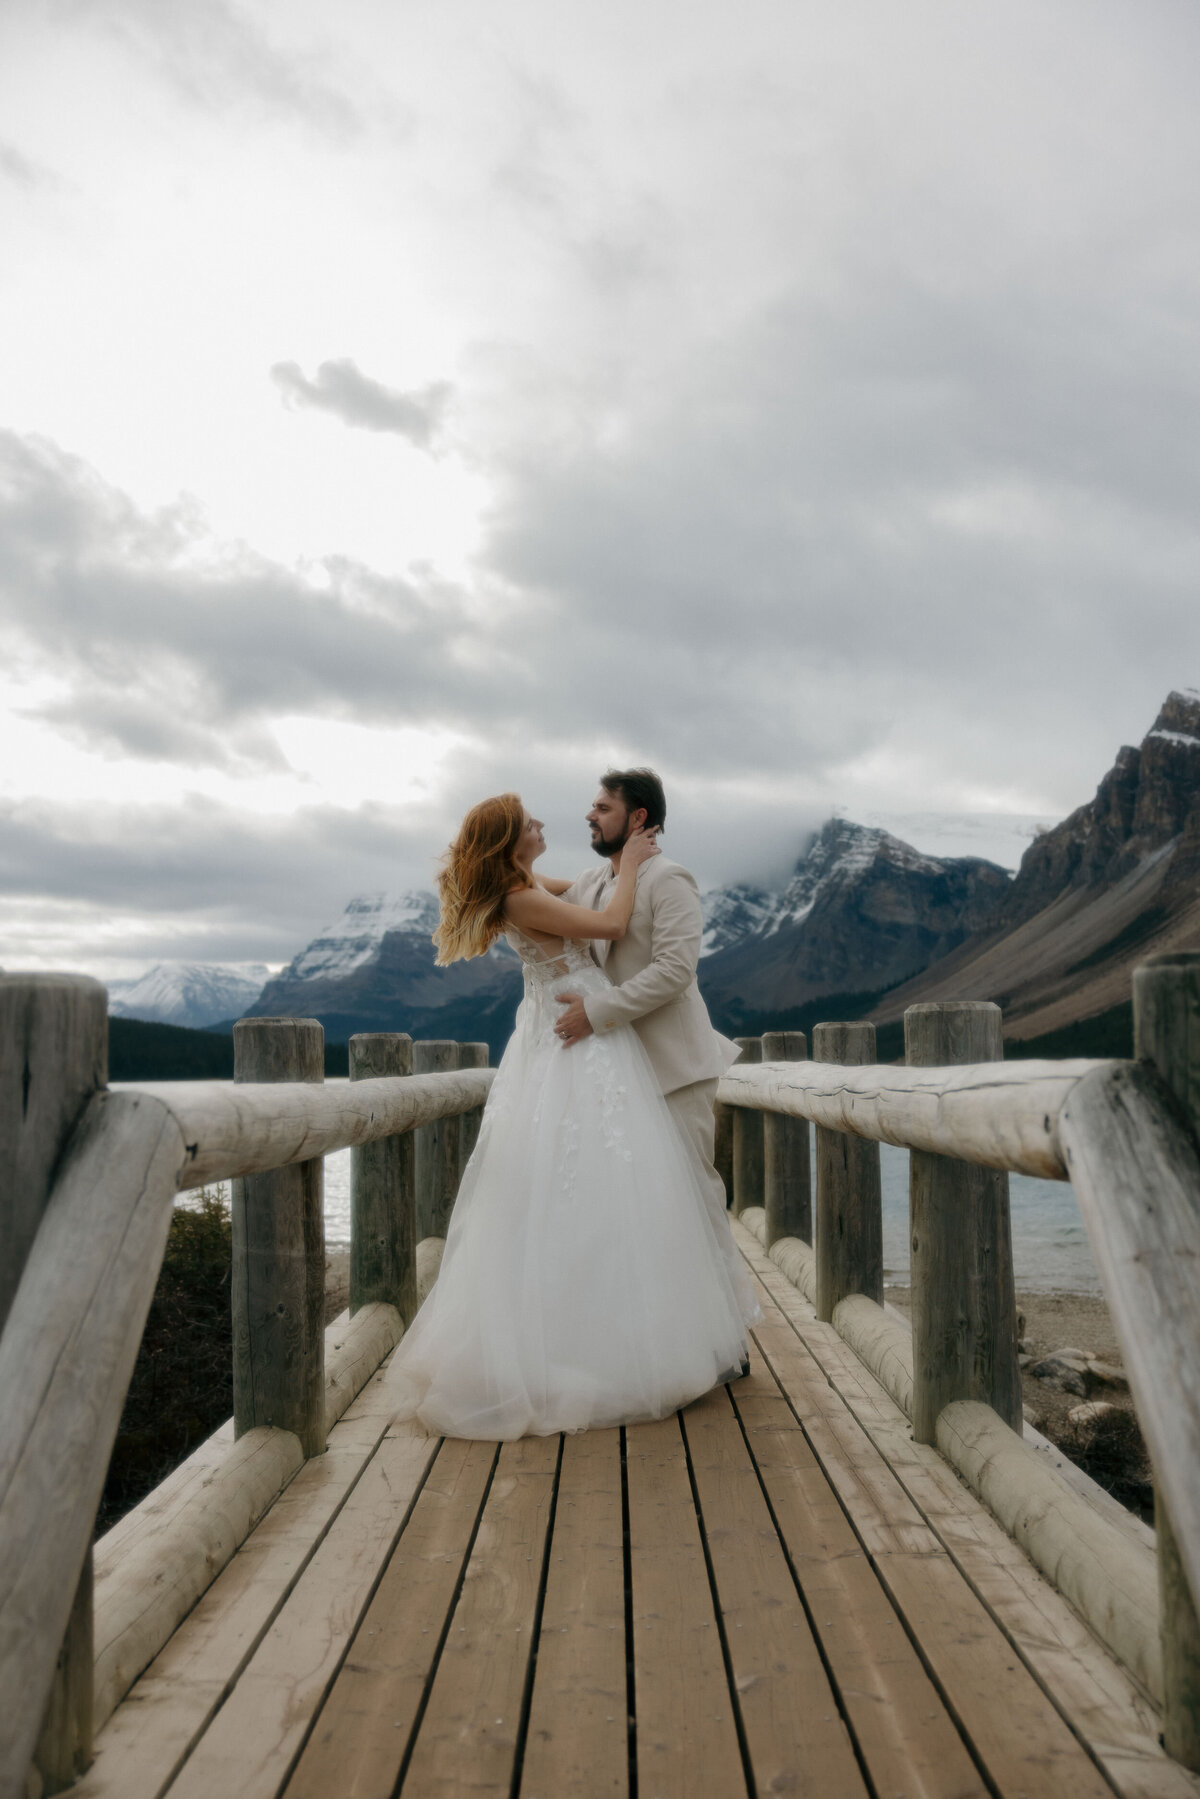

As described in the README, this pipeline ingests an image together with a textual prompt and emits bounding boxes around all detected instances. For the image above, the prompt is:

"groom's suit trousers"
[665,1077,730,1235]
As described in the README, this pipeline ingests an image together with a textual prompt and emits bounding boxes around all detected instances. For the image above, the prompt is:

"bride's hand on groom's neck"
[623,826,660,868]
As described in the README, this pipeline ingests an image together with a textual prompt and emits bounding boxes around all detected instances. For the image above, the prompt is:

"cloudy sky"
[2,1,1198,979]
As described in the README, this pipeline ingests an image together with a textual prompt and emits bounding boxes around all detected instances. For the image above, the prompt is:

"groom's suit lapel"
[593,860,647,967]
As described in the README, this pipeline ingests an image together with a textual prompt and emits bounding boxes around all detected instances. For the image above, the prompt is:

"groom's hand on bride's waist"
[554,993,594,1048]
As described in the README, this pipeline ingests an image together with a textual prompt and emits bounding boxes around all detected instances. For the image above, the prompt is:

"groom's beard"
[590,822,629,859]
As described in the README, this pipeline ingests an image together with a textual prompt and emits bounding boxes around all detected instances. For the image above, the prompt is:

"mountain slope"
[871,690,1200,1041]
[698,819,1011,1032]
[245,891,522,1056]
[108,962,271,1030]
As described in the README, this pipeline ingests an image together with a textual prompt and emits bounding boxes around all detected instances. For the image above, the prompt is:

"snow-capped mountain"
[700,883,779,956]
[698,815,1057,960]
[108,962,271,1030]
[700,820,1007,967]
[697,818,1012,1030]
[246,889,521,1059]
[286,892,440,981]
[231,690,1200,1052]
[767,821,949,936]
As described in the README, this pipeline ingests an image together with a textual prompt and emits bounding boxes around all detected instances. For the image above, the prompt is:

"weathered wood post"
[457,1042,489,1171]
[813,1022,883,1320]
[714,1098,734,1208]
[232,1018,326,1460]
[761,1030,810,1247]
[1134,951,1200,1769]
[731,1036,764,1216]
[349,1033,415,1323]
[413,1040,461,1238]
[1,974,106,1791]
[906,1000,1021,1445]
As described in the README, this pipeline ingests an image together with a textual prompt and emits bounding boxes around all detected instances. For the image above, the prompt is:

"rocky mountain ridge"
[872,690,1200,1043]
[238,817,1016,1050]
[113,690,1200,1053]
[696,819,1013,1031]
[245,892,523,1058]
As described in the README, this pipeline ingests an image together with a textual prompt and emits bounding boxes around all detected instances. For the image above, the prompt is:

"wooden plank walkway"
[75,1222,1198,1799]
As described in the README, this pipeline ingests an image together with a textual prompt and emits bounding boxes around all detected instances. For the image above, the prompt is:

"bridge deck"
[76,1223,1193,1799]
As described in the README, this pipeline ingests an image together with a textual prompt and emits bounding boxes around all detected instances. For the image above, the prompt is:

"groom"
[554,767,740,1231]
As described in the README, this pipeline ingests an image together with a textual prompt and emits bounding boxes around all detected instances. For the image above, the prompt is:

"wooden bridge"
[3,956,1200,1797]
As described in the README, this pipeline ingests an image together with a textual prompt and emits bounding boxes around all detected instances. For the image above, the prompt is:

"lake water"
[190,1130,1101,1297]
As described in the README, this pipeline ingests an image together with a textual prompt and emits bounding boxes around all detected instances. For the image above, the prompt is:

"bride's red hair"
[433,792,534,965]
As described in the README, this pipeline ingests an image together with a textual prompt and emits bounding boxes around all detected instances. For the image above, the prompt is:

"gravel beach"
[885,1284,1131,1435]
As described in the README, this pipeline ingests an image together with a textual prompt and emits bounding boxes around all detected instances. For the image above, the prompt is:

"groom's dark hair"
[600,767,666,833]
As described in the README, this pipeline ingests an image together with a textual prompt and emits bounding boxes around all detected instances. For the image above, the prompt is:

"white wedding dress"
[386,925,761,1439]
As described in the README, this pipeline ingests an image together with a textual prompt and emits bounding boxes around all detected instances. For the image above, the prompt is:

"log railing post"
[349,1033,415,1322]
[2,974,106,1792]
[413,1040,461,1238]
[813,1022,882,1320]
[906,1001,1021,1445]
[457,1042,490,1172]
[232,1018,326,1460]
[1134,951,1200,1770]
[714,1099,734,1209]
[761,1030,810,1247]
[731,1036,764,1216]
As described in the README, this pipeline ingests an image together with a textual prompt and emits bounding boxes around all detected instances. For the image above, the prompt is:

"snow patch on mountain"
[769,821,945,935]
[700,816,1017,959]
[700,883,778,956]
[288,892,440,980]
[108,962,271,1029]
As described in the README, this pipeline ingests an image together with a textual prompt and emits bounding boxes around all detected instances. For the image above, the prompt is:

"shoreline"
[884,1284,1144,1487]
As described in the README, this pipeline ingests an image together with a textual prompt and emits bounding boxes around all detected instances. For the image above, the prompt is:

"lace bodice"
[503,924,598,985]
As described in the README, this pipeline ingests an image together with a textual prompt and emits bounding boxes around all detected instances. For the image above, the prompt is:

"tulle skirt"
[386,963,760,1439]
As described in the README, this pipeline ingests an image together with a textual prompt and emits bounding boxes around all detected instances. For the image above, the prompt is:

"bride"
[387,792,760,1439]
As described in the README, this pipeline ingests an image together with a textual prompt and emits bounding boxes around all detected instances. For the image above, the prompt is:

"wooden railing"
[716,953,1200,1771]
[0,989,491,1799]
[3,953,1200,1790]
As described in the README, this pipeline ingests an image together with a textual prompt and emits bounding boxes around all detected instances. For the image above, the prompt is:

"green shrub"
[1050,1405,1153,1524]
[97,1190,233,1533]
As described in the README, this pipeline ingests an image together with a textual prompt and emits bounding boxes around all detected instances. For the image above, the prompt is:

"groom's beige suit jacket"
[564,855,739,1096]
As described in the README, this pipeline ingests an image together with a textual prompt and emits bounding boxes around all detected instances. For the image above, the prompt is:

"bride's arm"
[535,875,575,896]
[506,831,657,940]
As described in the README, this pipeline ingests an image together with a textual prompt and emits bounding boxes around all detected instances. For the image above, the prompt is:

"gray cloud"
[6,3,1200,976]
[0,791,438,968]
[271,359,453,448]
[0,430,515,769]
[0,766,822,975]
[471,253,1200,797]
[53,0,369,140]
[0,141,58,189]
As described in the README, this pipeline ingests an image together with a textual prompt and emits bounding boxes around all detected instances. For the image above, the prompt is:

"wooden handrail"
[717,1056,1114,1178]
[6,968,1200,1782]
[118,1067,496,1190]
[724,1018,1200,1769]
[1,1055,495,1799]
[1060,1060,1200,1703]
[0,1090,185,1799]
